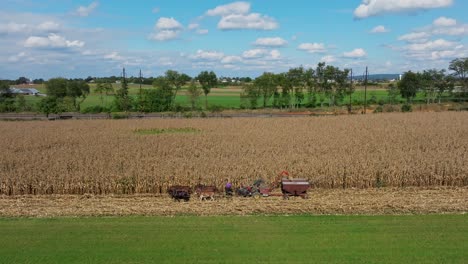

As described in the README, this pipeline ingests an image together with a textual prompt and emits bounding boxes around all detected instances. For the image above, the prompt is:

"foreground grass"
[0,215,466,263]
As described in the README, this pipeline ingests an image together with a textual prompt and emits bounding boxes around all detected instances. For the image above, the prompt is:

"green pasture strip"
[0,215,466,264]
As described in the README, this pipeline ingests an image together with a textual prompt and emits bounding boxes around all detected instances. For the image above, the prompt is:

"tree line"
[1,57,467,114]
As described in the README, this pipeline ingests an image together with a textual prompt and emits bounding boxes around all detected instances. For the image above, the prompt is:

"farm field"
[1,112,467,197]
[22,84,436,111]
[0,215,466,264]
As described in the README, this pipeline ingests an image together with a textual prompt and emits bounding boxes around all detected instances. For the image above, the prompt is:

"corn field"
[1,112,467,195]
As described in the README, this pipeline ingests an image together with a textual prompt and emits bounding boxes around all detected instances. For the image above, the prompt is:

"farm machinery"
[236,171,310,199]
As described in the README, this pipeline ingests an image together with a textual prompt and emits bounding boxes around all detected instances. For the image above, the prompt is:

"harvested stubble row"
[0,112,467,195]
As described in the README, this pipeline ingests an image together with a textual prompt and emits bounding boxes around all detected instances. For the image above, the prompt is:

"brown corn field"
[0,112,467,195]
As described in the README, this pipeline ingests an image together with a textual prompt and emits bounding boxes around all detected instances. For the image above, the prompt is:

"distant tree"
[67,80,90,111]
[95,81,114,107]
[398,71,420,103]
[114,70,131,112]
[38,96,62,117]
[386,83,399,105]
[45,78,68,98]
[197,71,217,109]
[449,58,468,97]
[15,77,29,85]
[254,72,277,108]
[165,70,191,106]
[0,81,16,112]
[16,94,27,112]
[32,78,44,84]
[186,81,202,110]
[138,77,174,112]
[241,84,260,109]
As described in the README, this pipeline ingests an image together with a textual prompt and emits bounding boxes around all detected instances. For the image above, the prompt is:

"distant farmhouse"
[7,85,46,96]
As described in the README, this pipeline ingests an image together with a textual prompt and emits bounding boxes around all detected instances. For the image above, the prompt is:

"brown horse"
[194,184,217,201]
[168,185,191,202]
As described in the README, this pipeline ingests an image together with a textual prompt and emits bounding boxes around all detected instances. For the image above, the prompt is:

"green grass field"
[0,215,466,263]
[21,83,452,112]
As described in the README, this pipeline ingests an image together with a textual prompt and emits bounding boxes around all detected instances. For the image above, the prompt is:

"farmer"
[225,181,233,196]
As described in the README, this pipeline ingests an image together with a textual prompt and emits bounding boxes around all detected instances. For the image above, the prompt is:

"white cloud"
[206,2,251,16]
[253,37,288,47]
[406,39,458,51]
[149,17,183,41]
[218,13,278,30]
[270,49,281,59]
[320,55,336,63]
[433,16,457,27]
[8,52,27,62]
[298,43,327,53]
[221,55,242,64]
[370,25,389,33]
[354,0,453,19]
[191,50,225,61]
[149,30,180,41]
[24,33,84,48]
[0,22,28,34]
[76,2,99,17]
[104,52,123,61]
[343,48,367,58]
[155,17,183,30]
[37,21,60,32]
[398,32,431,42]
[242,49,269,59]
[188,23,199,30]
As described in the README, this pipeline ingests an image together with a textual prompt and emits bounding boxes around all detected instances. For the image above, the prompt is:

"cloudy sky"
[0,0,467,79]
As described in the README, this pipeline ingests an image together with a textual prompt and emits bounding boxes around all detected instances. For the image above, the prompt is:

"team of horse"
[168,184,218,202]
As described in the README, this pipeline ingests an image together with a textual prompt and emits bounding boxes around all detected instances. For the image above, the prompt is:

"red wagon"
[281,178,310,199]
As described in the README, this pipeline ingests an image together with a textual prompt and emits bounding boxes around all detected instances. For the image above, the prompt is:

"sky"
[0,0,467,79]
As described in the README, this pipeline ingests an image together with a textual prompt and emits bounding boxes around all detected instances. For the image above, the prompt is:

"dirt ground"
[1,187,466,217]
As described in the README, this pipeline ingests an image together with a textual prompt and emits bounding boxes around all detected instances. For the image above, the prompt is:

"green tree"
[95,81,114,107]
[197,71,217,109]
[449,58,468,97]
[254,72,277,108]
[386,83,399,105]
[186,81,202,110]
[398,71,420,103]
[45,78,68,98]
[38,96,62,117]
[0,81,15,112]
[165,70,191,106]
[114,72,131,112]
[67,80,90,111]
[241,84,260,109]
[138,77,174,112]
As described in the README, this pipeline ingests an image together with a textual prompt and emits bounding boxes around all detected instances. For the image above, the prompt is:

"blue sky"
[0,0,467,79]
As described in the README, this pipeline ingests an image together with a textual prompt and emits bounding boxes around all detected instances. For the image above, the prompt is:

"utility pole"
[364,66,368,114]
[139,69,142,96]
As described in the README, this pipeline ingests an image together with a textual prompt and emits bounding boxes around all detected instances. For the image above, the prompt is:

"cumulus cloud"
[370,25,389,33]
[298,43,327,53]
[253,37,288,47]
[150,17,183,41]
[196,29,209,35]
[149,30,180,41]
[433,16,457,27]
[354,0,453,19]
[155,17,183,30]
[24,33,84,48]
[206,2,251,16]
[206,2,278,31]
[191,50,225,61]
[0,21,61,34]
[221,55,243,64]
[242,49,269,59]
[76,2,99,17]
[188,23,199,30]
[320,55,336,64]
[406,38,458,52]
[398,32,431,43]
[218,13,278,30]
[343,48,367,58]
[104,52,123,61]
[8,52,27,62]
